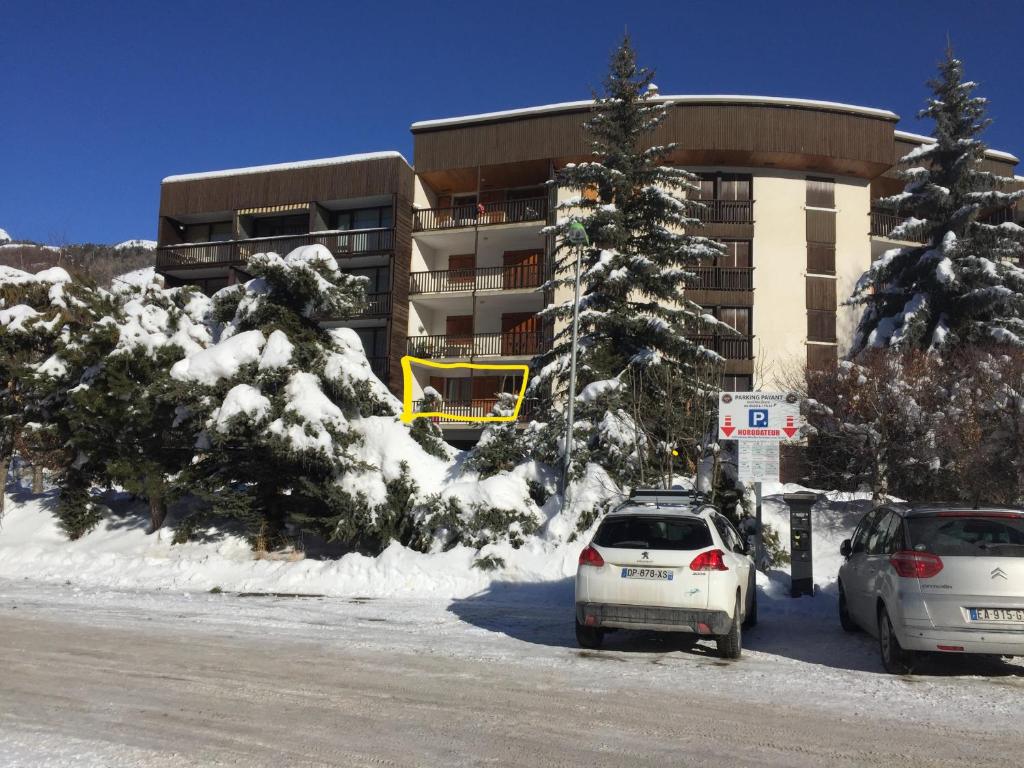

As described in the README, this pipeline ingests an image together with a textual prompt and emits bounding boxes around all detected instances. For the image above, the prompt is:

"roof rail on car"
[627,488,708,507]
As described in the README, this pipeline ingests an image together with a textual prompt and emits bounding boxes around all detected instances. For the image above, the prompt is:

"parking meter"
[783,492,817,597]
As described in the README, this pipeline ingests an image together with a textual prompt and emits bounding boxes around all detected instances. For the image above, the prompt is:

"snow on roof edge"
[895,130,1019,164]
[163,151,409,183]
[410,95,900,131]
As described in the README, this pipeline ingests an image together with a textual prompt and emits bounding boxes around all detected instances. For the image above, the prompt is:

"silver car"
[838,504,1024,673]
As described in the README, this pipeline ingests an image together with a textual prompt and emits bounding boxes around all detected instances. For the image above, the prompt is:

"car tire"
[878,604,914,674]
[717,595,743,660]
[742,589,758,630]
[575,619,605,650]
[838,583,858,633]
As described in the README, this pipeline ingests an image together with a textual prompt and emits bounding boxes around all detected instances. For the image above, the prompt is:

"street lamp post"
[561,221,588,503]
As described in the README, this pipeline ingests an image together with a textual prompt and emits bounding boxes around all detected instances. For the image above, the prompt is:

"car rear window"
[908,514,1024,558]
[594,515,712,551]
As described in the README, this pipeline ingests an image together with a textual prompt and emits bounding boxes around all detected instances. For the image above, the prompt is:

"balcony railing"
[361,292,391,317]
[410,398,538,423]
[869,209,911,239]
[409,264,544,294]
[413,197,548,232]
[155,228,394,269]
[693,199,754,224]
[689,266,754,291]
[407,331,549,359]
[688,334,753,360]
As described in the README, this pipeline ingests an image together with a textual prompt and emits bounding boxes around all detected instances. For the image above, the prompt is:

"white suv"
[574,492,756,658]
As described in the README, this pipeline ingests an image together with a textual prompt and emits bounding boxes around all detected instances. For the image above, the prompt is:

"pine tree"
[531,36,726,487]
[851,49,1024,353]
[463,393,527,477]
[408,388,453,460]
[172,245,400,550]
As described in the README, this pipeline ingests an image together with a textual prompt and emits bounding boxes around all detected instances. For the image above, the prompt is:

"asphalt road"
[1,584,1023,767]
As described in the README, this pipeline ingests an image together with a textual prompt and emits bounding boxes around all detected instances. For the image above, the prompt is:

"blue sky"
[2,0,1021,245]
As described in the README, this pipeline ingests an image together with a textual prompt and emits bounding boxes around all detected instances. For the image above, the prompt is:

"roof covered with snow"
[411,95,901,131]
[894,130,1019,164]
[163,151,410,184]
[0,228,10,244]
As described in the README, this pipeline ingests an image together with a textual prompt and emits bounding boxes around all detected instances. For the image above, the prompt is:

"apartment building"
[155,95,1021,446]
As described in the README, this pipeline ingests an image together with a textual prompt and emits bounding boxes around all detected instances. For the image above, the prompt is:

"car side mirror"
[840,539,852,558]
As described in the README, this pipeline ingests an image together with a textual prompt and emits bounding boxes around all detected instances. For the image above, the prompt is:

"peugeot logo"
[992,567,1008,580]
[641,551,650,560]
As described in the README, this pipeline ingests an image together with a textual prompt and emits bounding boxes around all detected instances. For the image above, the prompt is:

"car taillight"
[579,545,605,568]
[890,550,943,578]
[690,549,728,571]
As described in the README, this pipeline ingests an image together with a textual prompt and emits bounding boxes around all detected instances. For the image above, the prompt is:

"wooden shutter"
[806,276,837,310]
[501,312,538,355]
[807,243,835,275]
[448,254,475,284]
[807,310,837,342]
[502,250,541,289]
[806,177,835,208]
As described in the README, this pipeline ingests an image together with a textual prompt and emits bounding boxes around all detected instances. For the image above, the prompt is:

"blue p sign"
[749,409,769,428]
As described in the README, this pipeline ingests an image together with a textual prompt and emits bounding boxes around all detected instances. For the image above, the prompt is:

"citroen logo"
[641,551,650,560]
[991,567,1008,580]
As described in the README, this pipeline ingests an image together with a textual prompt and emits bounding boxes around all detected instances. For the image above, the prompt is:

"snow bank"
[114,267,157,287]
[170,329,266,385]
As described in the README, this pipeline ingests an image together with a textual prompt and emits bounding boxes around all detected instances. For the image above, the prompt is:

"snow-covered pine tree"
[463,392,527,477]
[0,266,102,526]
[172,245,400,550]
[851,49,1024,352]
[531,36,726,487]
[408,387,453,460]
[38,276,214,533]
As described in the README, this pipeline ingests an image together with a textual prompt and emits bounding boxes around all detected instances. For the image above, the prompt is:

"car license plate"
[968,608,1024,623]
[621,567,673,581]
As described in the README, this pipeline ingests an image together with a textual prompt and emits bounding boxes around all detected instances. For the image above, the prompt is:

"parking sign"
[719,392,802,441]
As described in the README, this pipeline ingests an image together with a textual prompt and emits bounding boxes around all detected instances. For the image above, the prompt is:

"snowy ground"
[1,485,1023,765]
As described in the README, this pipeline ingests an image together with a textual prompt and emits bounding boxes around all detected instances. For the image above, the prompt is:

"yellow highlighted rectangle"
[400,356,530,424]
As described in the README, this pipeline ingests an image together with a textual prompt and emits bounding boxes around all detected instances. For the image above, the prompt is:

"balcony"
[689,266,754,291]
[413,197,548,232]
[407,331,548,359]
[155,228,394,270]
[688,334,753,360]
[410,264,544,294]
[693,199,754,224]
[410,398,538,424]
[362,292,391,317]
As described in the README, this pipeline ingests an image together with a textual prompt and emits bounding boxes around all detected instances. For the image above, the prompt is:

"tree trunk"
[0,455,9,517]
[148,492,168,533]
[32,465,44,495]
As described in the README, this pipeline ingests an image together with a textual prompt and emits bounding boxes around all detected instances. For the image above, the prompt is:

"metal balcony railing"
[413,197,547,232]
[692,199,754,224]
[155,228,394,269]
[689,266,754,291]
[407,331,548,359]
[410,397,538,423]
[409,264,544,294]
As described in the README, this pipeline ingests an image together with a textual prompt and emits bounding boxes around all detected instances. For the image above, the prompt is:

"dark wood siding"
[387,192,412,393]
[414,101,898,178]
[160,155,415,218]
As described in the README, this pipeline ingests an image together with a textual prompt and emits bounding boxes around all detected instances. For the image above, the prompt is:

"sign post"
[718,391,802,572]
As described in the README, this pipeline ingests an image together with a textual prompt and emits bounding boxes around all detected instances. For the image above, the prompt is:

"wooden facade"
[413,100,901,180]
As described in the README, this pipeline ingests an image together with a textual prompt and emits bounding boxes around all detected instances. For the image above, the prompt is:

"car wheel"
[742,589,758,629]
[878,605,914,674]
[838,584,858,633]
[717,595,743,660]
[575,619,605,650]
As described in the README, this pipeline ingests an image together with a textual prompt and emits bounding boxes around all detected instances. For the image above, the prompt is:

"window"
[866,512,897,555]
[721,375,752,392]
[252,214,308,238]
[183,221,232,243]
[717,307,750,336]
[355,327,387,359]
[908,514,1024,558]
[332,206,393,231]
[806,177,835,209]
[345,266,390,294]
[594,516,714,551]
[697,172,752,201]
[714,515,744,552]
[444,378,473,402]
[851,509,883,555]
[718,240,752,268]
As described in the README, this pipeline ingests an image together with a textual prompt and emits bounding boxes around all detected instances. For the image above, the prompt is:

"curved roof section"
[411,95,899,132]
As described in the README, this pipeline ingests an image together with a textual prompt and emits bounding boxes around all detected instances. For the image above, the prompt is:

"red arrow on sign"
[721,415,735,437]
[782,415,798,438]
